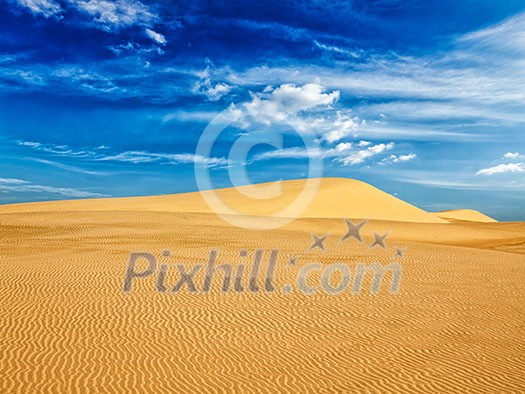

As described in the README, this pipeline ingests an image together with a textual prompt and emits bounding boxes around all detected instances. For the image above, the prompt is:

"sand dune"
[433,209,497,223]
[0,178,523,393]
[0,178,447,223]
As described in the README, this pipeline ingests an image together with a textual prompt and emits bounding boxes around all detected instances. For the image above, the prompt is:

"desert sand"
[0,177,524,393]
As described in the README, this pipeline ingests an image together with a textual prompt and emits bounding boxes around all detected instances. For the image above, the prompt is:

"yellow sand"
[0,177,523,393]
[433,209,497,223]
[0,178,446,223]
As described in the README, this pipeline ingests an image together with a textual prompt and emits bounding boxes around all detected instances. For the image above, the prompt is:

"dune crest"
[0,177,469,223]
[433,209,497,223]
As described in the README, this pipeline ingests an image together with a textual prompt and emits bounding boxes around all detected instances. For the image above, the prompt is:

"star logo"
[309,233,329,251]
[339,219,367,244]
[285,220,406,270]
[369,232,389,249]
[394,247,406,259]
[287,255,299,266]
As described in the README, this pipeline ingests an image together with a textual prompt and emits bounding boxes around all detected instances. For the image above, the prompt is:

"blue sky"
[1,0,525,220]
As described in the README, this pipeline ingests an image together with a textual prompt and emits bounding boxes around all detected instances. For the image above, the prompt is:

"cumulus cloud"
[476,163,525,176]
[145,28,167,45]
[9,0,62,18]
[334,142,352,152]
[339,142,395,166]
[224,82,350,142]
[384,153,417,164]
[323,111,359,143]
[503,152,520,159]
[242,83,340,125]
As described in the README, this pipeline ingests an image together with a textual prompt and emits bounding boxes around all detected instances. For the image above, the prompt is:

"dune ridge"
[0,177,494,224]
[432,209,497,223]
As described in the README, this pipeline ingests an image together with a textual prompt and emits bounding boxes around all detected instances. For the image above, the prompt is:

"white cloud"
[250,141,354,162]
[334,142,352,152]
[67,0,157,31]
[323,111,359,143]
[224,83,351,143]
[10,0,62,18]
[458,12,525,54]
[476,163,525,176]
[252,141,398,167]
[242,83,340,125]
[215,13,525,145]
[0,178,29,185]
[205,83,231,100]
[0,69,47,87]
[388,153,417,163]
[313,40,362,59]
[252,147,324,161]
[503,152,520,159]
[9,0,165,43]
[97,151,229,167]
[17,140,229,168]
[52,66,118,93]
[193,60,233,101]
[0,178,107,198]
[339,142,394,166]
[145,28,167,45]
[17,140,95,158]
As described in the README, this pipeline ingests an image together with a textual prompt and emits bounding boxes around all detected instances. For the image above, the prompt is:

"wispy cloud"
[10,0,158,30]
[252,141,403,167]
[17,140,97,158]
[97,151,229,167]
[7,0,166,56]
[313,40,362,59]
[9,0,63,18]
[31,158,109,175]
[17,140,230,168]
[68,0,157,31]
[0,177,107,198]
[144,28,167,45]
[192,59,232,101]
[0,178,29,185]
[457,12,525,54]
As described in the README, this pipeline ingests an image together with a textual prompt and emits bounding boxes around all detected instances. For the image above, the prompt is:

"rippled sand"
[0,179,524,393]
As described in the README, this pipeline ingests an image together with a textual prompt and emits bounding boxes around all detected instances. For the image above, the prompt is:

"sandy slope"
[0,178,524,393]
[0,178,446,223]
[433,209,497,223]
